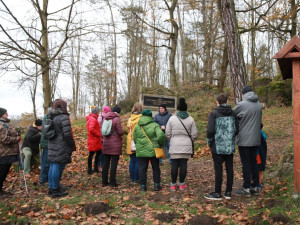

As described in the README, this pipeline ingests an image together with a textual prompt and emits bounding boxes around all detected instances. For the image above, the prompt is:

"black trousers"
[0,164,11,191]
[88,151,100,171]
[102,154,119,185]
[171,158,188,184]
[212,153,233,193]
[239,146,259,188]
[138,157,160,186]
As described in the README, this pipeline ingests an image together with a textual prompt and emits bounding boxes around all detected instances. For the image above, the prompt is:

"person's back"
[233,86,262,197]
[234,90,262,147]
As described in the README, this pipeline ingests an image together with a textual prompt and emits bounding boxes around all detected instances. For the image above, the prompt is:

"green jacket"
[133,116,166,158]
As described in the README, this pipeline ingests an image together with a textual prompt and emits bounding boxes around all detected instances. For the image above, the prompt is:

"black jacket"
[21,125,41,154]
[48,108,75,164]
[206,104,239,154]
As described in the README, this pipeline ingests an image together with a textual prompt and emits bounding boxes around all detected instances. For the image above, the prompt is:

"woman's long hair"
[131,102,143,114]
[53,99,69,116]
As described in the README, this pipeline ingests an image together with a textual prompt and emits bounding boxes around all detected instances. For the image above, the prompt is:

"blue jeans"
[129,154,139,181]
[98,150,104,167]
[159,141,171,163]
[39,148,50,184]
[48,163,66,189]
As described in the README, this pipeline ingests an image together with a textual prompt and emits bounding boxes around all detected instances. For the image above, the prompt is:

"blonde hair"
[131,102,143,113]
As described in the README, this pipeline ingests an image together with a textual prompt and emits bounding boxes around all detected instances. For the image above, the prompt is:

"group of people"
[0,85,267,200]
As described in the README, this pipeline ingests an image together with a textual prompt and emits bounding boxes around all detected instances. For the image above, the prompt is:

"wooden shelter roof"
[273,36,300,80]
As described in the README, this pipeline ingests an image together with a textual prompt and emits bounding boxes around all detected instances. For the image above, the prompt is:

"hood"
[158,110,169,116]
[242,91,258,102]
[216,104,233,116]
[130,113,142,124]
[29,124,40,132]
[86,113,98,121]
[103,111,118,120]
[0,117,10,123]
[49,108,64,119]
[138,116,154,126]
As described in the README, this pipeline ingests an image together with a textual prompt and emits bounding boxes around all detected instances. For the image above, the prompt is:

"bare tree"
[0,0,77,113]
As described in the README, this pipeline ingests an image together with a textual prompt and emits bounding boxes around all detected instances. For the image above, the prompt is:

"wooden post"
[293,59,300,197]
[273,36,300,198]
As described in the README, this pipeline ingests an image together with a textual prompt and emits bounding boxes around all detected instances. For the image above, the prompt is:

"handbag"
[177,116,194,158]
[141,126,165,159]
[129,119,136,152]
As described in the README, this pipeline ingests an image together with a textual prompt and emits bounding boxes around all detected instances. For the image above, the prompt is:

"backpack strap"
[0,121,8,129]
[176,116,194,158]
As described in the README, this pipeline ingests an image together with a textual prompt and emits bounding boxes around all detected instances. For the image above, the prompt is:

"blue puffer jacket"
[207,104,239,154]
[47,108,75,164]
[154,110,172,127]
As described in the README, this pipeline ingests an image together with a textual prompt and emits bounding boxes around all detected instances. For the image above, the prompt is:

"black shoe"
[140,185,147,191]
[234,187,251,197]
[154,183,162,191]
[48,188,53,196]
[94,169,99,173]
[51,188,68,198]
[88,169,94,175]
[204,192,222,200]
[250,186,260,196]
[59,184,69,190]
[224,192,232,200]
[109,183,119,187]
[102,183,109,187]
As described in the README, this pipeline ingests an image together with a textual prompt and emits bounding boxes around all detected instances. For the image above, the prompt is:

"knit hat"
[177,98,187,111]
[103,106,111,113]
[91,105,100,114]
[35,119,42,126]
[142,109,152,117]
[159,104,167,110]
[0,108,7,117]
[112,105,121,114]
[242,85,253,95]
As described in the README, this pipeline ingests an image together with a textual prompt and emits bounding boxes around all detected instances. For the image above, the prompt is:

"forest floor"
[0,106,299,224]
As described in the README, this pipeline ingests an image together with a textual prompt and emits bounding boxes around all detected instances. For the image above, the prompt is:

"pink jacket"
[102,112,124,155]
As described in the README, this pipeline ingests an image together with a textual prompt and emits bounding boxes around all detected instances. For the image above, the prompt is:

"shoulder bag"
[177,116,194,158]
[140,126,164,159]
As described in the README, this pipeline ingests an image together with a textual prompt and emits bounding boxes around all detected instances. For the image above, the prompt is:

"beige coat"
[0,117,19,157]
[165,115,197,155]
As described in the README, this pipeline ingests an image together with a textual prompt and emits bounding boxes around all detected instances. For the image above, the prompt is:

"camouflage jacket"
[0,117,19,157]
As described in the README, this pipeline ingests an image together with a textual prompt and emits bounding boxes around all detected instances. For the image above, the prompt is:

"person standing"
[101,105,124,187]
[165,98,197,191]
[204,94,239,200]
[154,104,172,163]
[97,106,111,172]
[0,108,19,198]
[126,102,143,184]
[234,86,262,196]
[86,106,102,174]
[39,102,54,185]
[21,119,42,177]
[47,99,76,198]
[133,109,166,191]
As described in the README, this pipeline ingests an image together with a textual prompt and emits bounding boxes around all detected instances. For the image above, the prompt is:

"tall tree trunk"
[218,45,229,93]
[290,0,297,37]
[218,0,246,100]
[164,0,179,89]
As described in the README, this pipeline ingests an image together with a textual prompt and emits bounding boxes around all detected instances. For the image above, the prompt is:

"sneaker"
[140,185,147,191]
[258,184,262,189]
[154,183,162,191]
[109,183,119,187]
[170,183,176,192]
[250,186,260,196]
[224,192,231,200]
[179,183,187,191]
[234,187,251,197]
[204,192,222,200]
[48,188,53,196]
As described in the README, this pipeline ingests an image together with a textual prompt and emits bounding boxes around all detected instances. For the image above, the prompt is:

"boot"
[51,188,68,198]
[87,166,94,175]
[154,183,162,191]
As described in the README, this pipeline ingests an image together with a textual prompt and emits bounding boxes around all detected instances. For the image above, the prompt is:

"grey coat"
[233,91,262,147]
[165,115,197,155]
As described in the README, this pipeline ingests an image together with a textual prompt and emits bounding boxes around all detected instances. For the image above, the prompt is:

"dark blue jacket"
[154,110,172,127]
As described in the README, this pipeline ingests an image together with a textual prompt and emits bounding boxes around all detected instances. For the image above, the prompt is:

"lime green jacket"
[133,116,166,158]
